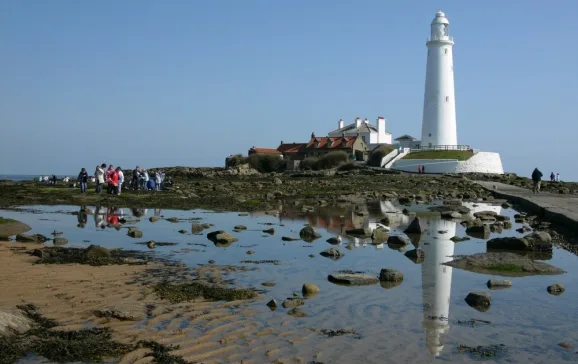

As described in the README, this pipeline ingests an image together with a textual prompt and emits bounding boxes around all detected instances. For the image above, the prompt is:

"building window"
[361,136,366,142]
[445,96,449,102]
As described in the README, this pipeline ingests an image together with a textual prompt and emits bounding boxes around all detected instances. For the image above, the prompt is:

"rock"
[127,228,143,238]
[379,268,403,282]
[15,233,49,243]
[326,237,341,245]
[207,230,238,246]
[261,282,276,287]
[266,299,278,309]
[371,228,389,242]
[464,292,492,312]
[441,211,462,219]
[32,249,46,258]
[327,273,378,286]
[0,309,31,336]
[178,229,187,234]
[516,226,532,233]
[302,283,320,296]
[93,303,145,321]
[146,241,156,249]
[191,223,204,233]
[404,217,427,234]
[299,225,322,242]
[495,215,510,221]
[246,250,255,255]
[263,228,275,235]
[379,216,391,226]
[149,217,159,223]
[53,237,68,246]
[281,236,300,241]
[487,237,530,251]
[320,248,344,260]
[273,177,282,185]
[547,283,565,295]
[465,224,490,239]
[443,199,462,206]
[387,235,409,247]
[444,252,565,277]
[345,228,372,237]
[501,202,512,209]
[558,343,572,349]
[234,225,247,230]
[450,236,470,243]
[473,210,498,218]
[84,245,111,258]
[166,217,179,223]
[287,308,308,317]
[487,279,512,288]
[404,249,424,264]
[208,260,215,264]
[282,298,304,309]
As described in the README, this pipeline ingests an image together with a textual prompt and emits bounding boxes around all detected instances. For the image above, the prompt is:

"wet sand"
[0,241,313,363]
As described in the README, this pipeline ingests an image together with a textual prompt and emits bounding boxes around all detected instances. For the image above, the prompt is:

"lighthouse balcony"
[411,144,472,153]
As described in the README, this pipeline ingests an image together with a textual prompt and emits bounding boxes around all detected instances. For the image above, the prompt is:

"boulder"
[450,236,470,243]
[0,309,31,336]
[465,224,490,239]
[379,269,404,282]
[473,210,498,218]
[282,236,300,241]
[326,237,340,245]
[52,237,68,246]
[371,228,389,242]
[263,228,275,235]
[299,225,321,242]
[444,252,565,277]
[387,235,409,248]
[234,225,247,230]
[441,211,462,219]
[345,228,372,237]
[207,231,238,246]
[127,228,143,238]
[282,298,304,309]
[327,273,378,286]
[487,279,512,289]
[15,233,49,243]
[266,299,278,309]
[403,217,427,235]
[84,245,111,259]
[320,248,344,260]
[464,292,492,312]
[547,283,565,295]
[166,217,179,223]
[302,283,320,296]
[191,223,204,234]
[487,237,530,251]
[404,249,425,264]
[149,216,159,223]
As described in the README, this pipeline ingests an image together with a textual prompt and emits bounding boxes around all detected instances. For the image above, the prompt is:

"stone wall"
[390,151,504,174]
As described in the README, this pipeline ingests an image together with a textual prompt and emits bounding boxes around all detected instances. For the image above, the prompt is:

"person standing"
[77,168,89,193]
[109,167,119,195]
[155,171,162,191]
[105,165,114,194]
[556,173,560,182]
[531,167,543,193]
[116,167,124,195]
[95,164,105,193]
[550,172,555,182]
[132,166,140,190]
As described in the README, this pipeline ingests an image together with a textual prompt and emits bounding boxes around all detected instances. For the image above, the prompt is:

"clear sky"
[1,0,577,180]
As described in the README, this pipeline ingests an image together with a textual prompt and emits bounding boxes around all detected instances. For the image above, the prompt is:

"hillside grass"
[402,150,473,161]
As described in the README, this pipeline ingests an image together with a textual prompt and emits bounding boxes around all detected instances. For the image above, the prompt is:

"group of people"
[417,165,426,174]
[531,168,562,193]
[38,175,58,185]
[74,164,169,194]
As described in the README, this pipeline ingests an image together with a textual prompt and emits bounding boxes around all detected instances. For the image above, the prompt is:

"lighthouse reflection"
[421,218,456,357]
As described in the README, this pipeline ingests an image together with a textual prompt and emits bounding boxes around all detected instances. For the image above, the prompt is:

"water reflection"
[421,218,456,357]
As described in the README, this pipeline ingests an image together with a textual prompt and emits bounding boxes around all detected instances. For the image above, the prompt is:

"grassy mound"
[367,145,394,167]
[402,150,474,161]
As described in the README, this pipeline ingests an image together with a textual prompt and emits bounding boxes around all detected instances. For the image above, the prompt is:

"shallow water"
[1,201,577,363]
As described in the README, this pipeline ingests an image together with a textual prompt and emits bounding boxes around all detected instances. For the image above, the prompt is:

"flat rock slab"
[328,273,378,286]
[444,252,565,277]
[0,219,31,237]
[0,310,31,336]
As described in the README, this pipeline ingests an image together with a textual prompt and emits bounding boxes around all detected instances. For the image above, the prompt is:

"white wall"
[390,151,504,174]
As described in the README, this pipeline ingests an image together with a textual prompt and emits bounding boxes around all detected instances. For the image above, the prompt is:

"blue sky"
[1,0,577,180]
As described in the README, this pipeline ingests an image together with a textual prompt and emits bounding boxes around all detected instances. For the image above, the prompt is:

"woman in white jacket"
[95,163,106,193]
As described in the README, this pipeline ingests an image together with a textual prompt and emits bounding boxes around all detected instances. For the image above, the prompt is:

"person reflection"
[77,206,88,228]
[94,206,106,230]
[421,218,457,357]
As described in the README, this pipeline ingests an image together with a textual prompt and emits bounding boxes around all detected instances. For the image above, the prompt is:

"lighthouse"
[420,10,458,148]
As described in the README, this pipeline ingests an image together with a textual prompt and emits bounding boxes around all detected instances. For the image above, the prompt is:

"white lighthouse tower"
[420,10,458,148]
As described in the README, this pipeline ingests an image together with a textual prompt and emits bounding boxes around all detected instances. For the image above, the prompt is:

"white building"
[328,116,392,148]
[420,9,458,148]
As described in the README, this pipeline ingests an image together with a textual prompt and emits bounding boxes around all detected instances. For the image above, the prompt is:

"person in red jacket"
[109,168,119,195]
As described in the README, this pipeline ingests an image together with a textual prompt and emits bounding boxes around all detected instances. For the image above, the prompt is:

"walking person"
[116,167,124,195]
[77,168,89,193]
[95,164,105,193]
[531,167,543,193]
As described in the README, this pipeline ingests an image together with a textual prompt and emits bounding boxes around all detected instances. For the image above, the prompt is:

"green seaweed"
[33,246,148,266]
[486,264,523,272]
[153,281,257,303]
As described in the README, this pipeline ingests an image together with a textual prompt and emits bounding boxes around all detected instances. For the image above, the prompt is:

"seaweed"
[153,281,257,303]
[318,328,362,339]
[457,344,507,359]
[135,341,188,364]
[33,246,148,266]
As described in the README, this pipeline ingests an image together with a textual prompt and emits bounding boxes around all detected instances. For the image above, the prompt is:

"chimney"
[338,119,344,129]
[281,140,283,145]
[355,117,362,128]
[364,118,369,124]
[377,117,386,143]
[311,132,315,139]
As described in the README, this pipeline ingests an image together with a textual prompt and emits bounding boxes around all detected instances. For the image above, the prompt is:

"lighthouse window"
[445,96,449,102]
[444,49,448,54]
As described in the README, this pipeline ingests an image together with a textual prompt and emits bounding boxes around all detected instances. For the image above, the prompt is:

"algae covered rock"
[206,230,238,247]
[465,292,492,312]
[127,228,143,238]
[379,268,404,282]
[299,225,322,242]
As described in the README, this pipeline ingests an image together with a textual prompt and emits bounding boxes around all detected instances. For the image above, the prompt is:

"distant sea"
[0,175,73,181]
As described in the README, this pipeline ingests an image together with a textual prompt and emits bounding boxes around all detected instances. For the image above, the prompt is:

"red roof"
[249,147,281,154]
[277,143,307,154]
[306,136,357,150]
